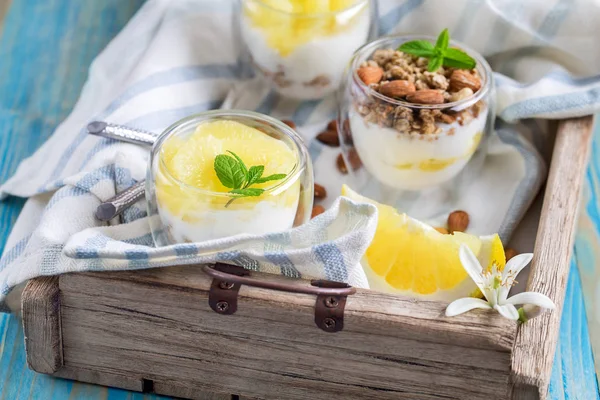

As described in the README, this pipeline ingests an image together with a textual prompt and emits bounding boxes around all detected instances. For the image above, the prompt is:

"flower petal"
[498,285,510,304]
[494,304,519,321]
[505,291,556,310]
[503,253,533,280]
[459,244,485,292]
[446,297,492,317]
[494,303,520,320]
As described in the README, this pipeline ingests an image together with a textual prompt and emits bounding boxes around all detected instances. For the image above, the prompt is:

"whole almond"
[379,80,416,98]
[336,153,348,174]
[281,119,296,129]
[449,70,481,92]
[316,130,340,147]
[327,120,338,131]
[505,248,517,261]
[311,205,325,219]
[406,89,445,105]
[448,210,469,233]
[357,66,384,86]
[348,148,362,170]
[435,227,449,234]
[314,183,327,199]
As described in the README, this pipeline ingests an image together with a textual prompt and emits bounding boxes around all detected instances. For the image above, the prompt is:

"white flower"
[445,244,555,321]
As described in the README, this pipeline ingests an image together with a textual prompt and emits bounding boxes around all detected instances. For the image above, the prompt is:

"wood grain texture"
[54,268,517,400]
[21,277,62,374]
[510,116,595,399]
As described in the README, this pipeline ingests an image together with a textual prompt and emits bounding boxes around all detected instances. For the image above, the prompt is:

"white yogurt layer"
[351,109,488,190]
[241,10,370,100]
[159,199,298,243]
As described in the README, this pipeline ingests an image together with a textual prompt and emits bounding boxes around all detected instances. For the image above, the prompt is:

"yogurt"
[351,109,487,190]
[158,198,298,243]
[240,1,371,100]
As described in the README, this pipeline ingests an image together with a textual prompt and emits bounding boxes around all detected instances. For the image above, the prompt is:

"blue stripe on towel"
[313,243,347,282]
[122,233,153,246]
[501,87,600,121]
[174,244,199,257]
[255,89,279,115]
[0,235,31,272]
[265,251,300,278]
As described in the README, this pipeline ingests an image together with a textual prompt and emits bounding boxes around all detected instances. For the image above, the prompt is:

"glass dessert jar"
[338,35,495,217]
[236,0,377,100]
[146,110,314,246]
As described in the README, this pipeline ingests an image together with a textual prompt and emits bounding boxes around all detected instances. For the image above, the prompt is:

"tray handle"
[203,263,356,333]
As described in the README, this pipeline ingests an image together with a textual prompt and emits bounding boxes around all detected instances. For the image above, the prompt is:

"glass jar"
[146,110,314,247]
[338,35,495,219]
[236,0,377,100]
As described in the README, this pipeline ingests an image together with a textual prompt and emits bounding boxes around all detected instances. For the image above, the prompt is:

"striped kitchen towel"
[1,0,599,311]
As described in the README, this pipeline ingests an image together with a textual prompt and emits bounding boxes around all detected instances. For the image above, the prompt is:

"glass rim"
[350,34,493,110]
[244,0,369,18]
[153,109,307,198]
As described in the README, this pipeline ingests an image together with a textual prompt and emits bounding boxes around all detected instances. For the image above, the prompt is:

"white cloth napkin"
[1,0,600,312]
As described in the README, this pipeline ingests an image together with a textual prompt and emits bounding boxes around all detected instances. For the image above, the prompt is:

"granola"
[354,48,485,135]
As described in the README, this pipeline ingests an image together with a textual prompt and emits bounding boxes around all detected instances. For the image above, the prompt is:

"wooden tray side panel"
[56,270,516,400]
[21,276,63,375]
[510,116,595,399]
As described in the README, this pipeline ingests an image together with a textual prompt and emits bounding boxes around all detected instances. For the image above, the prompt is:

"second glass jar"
[236,0,377,100]
[338,35,495,217]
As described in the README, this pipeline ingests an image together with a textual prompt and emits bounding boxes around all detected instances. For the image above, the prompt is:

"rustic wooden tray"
[21,116,595,400]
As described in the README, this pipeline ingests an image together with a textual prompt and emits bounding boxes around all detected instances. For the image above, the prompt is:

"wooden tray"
[21,116,595,400]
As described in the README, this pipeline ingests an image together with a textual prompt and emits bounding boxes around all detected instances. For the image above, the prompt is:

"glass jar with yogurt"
[236,0,377,100]
[338,35,495,218]
[146,110,313,246]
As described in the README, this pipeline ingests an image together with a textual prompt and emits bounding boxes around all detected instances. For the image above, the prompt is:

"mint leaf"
[427,55,444,72]
[230,188,264,197]
[398,40,435,57]
[214,154,246,189]
[435,28,449,51]
[215,150,289,207]
[443,48,476,69]
[227,151,248,182]
[255,173,287,184]
[397,29,476,72]
[247,165,264,186]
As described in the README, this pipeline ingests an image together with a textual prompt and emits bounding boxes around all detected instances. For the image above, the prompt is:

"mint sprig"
[214,150,288,207]
[398,28,476,72]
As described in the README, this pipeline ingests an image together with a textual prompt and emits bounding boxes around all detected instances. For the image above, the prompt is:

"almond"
[314,183,327,199]
[357,66,384,86]
[449,70,481,92]
[327,120,338,131]
[311,205,325,219]
[448,210,469,233]
[316,130,340,147]
[281,119,296,129]
[406,89,445,105]
[348,148,362,170]
[336,153,348,174]
[435,227,449,234]
[505,248,517,261]
[379,80,416,98]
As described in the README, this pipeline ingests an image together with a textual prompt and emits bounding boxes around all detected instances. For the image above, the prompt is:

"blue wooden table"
[0,1,598,399]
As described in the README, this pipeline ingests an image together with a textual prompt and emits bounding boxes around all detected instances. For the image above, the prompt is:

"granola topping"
[354,47,485,136]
